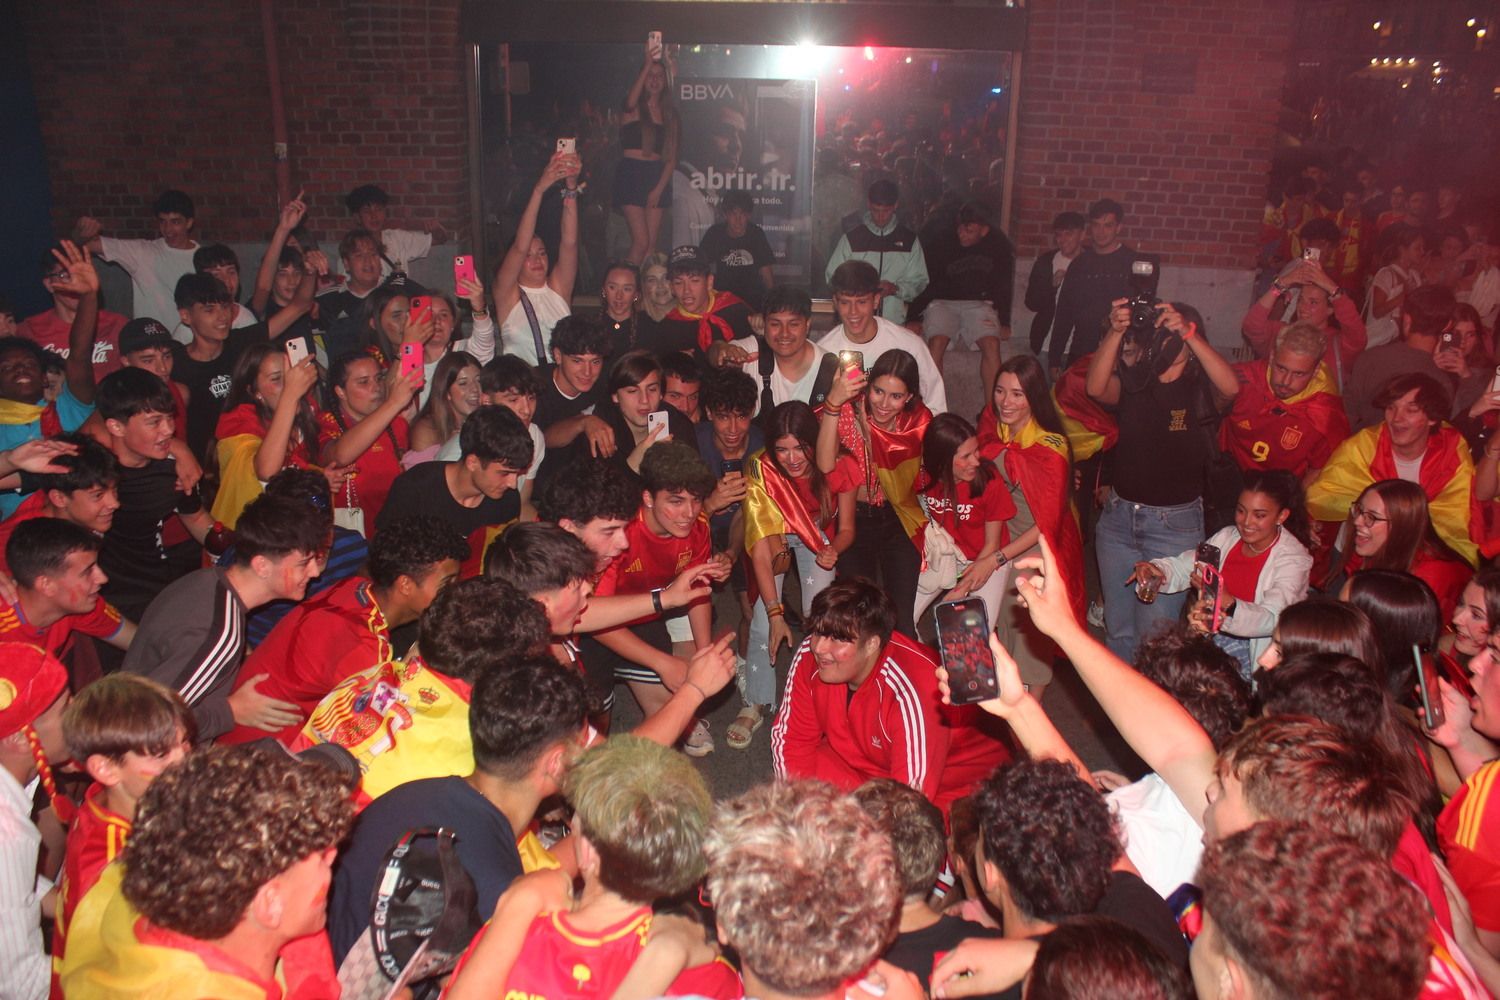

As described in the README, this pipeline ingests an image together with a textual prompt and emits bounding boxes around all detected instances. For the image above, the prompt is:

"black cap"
[668,245,711,276]
[119,318,175,355]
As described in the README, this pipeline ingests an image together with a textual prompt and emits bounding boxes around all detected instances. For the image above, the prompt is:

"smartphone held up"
[935,599,999,705]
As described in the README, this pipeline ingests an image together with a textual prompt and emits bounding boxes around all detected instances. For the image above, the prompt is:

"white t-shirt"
[1364,264,1421,348]
[816,316,948,413]
[1394,452,1425,484]
[499,285,571,365]
[1108,772,1202,899]
[379,228,434,278]
[737,341,829,410]
[98,236,200,328]
[1460,266,1500,333]
[170,300,259,345]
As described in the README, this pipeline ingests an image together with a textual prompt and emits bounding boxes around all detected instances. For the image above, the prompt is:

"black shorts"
[614,157,673,209]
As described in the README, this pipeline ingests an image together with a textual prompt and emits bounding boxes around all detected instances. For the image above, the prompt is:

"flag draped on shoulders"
[743,449,829,556]
[210,403,316,529]
[1052,353,1117,462]
[978,407,1087,623]
[665,289,748,352]
[1306,423,1476,566]
[1219,360,1348,478]
[0,397,63,436]
[837,401,932,544]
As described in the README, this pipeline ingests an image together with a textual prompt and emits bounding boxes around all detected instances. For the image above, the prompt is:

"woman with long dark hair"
[1339,478,1471,618]
[616,43,679,264]
[816,348,930,636]
[736,401,859,748]
[913,413,1016,630]
[1132,470,1313,677]
[1342,569,1443,704]
[1255,595,1382,676]
[977,354,1085,693]
[210,342,330,527]
[318,352,419,528]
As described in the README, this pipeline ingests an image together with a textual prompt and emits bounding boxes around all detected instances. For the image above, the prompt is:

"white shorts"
[922,300,1001,348]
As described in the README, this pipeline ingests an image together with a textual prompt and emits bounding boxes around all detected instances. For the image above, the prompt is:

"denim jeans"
[1096,490,1204,663]
[1213,632,1255,682]
[744,535,836,708]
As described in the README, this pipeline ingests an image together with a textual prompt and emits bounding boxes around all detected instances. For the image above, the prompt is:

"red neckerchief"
[666,289,747,352]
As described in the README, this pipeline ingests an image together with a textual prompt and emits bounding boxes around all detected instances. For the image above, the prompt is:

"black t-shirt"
[376,459,520,541]
[636,300,757,360]
[532,371,602,491]
[1095,870,1189,969]
[1108,367,1209,507]
[100,459,204,621]
[173,322,271,460]
[264,297,317,345]
[884,914,1003,995]
[328,776,523,964]
[699,223,775,311]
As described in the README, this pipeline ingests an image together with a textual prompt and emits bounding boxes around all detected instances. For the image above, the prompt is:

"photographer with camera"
[1086,288,1240,662]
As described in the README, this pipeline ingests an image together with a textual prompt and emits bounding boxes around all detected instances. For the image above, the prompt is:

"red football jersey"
[1220,360,1349,478]
[0,594,122,658]
[51,783,131,997]
[503,908,654,999]
[595,510,711,599]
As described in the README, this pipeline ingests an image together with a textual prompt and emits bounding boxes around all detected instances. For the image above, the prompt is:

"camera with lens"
[1125,259,1160,335]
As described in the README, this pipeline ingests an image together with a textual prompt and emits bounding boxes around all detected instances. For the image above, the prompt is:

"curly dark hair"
[639,440,715,499]
[699,366,757,418]
[1198,821,1429,1000]
[418,577,551,682]
[123,744,354,940]
[535,458,641,527]
[1027,915,1192,1000]
[1134,629,1251,751]
[973,759,1118,923]
[366,516,470,589]
[470,654,587,780]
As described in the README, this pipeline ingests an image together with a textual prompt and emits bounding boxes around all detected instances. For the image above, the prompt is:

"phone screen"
[720,459,744,476]
[1195,543,1223,633]
[935,599,998,705]
[1414,644,1444,728]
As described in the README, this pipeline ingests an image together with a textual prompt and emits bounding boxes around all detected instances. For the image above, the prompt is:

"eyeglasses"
[1350,503,1389,526]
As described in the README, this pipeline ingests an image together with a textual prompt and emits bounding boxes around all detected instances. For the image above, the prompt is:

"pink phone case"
[453,256,477,290]
[400,343,423,381]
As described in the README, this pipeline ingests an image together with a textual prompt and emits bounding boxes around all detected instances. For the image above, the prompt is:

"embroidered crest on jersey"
[1279,426,1303,451]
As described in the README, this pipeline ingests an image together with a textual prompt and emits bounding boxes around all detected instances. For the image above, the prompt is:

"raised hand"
[278,189,308,233]
[49,241,99,296]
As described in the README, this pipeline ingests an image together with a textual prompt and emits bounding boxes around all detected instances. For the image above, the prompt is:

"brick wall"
[1012,0,1293,269]
[19,0,468,245]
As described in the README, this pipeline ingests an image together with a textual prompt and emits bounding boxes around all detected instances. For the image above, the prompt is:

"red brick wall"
[19,0,468,244]
[1013,0,1293,269]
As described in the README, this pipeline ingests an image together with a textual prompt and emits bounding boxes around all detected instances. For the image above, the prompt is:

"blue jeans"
[1096,490,1204,663]
[744,535,836,708]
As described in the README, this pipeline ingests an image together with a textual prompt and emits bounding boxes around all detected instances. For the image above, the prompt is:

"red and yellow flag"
[1052,353,1117,462]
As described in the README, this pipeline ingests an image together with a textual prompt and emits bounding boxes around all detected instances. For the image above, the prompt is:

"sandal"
[726,704,767,751]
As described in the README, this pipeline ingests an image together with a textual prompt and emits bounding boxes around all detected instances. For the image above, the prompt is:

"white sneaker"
[1086,601,1105,628]
[683,718,715,757]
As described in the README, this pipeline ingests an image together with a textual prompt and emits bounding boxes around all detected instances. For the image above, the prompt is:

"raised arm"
[495,155,577,317]
[251,191,307,315]
[549,171,581,302]
[1013,535,1219,826]
[1085,301,1127,405]
[49,241,100,405]
[322,370,420,467]
[265,252,320,340]
[816,363,864,473]
[254,358,319,481]
[1164,303,1239,402]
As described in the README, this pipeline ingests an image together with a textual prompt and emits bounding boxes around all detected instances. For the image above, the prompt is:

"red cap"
[0,643,68,740]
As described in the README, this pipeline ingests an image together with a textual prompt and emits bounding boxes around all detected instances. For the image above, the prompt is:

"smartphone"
[1414,644,1444,728]
[647,31,663,60]
[1302,246,1322,263]
[935,599,998,705]
[409,295,433,326]
[1194,542,1223,633]
[453,255,477,292]
[837,349,864,372]
[647,410,670,438]
[556,137,576,156]
[284,335,310,367]
[720,459,744,476]
[399,342,424,383]
[1440,329,1459,353]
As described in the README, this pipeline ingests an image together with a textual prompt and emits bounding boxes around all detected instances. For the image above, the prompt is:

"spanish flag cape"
[1306,423,1477,567]
[743,448,829,557]
[209,403,316,529]
[58,862,340,999]
[1218,358,1348,472]
[835,400,932,546]
[977,408,1087,624]
[0,396,62,436]
[1051,353,1117,462]
[665,289,749,352]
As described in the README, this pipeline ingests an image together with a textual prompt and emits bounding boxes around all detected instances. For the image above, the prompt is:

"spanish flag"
[743,449,829,557]
[977,409,1087,624]
[832,402,932,544]
[209,403,317,529]
[1306,423,1476,566]
[0,397,62,436]
[1051,353,1117,462]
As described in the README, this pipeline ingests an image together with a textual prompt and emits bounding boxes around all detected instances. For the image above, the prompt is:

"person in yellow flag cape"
[1307,372,1476,567]
[291,577,553,808]
[738,401,860,748]
[60,744,352,1000]
[816,348,931,637]
[210,342,338,529]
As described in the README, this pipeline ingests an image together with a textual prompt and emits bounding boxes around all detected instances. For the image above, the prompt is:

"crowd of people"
[0,130,1497,1000]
